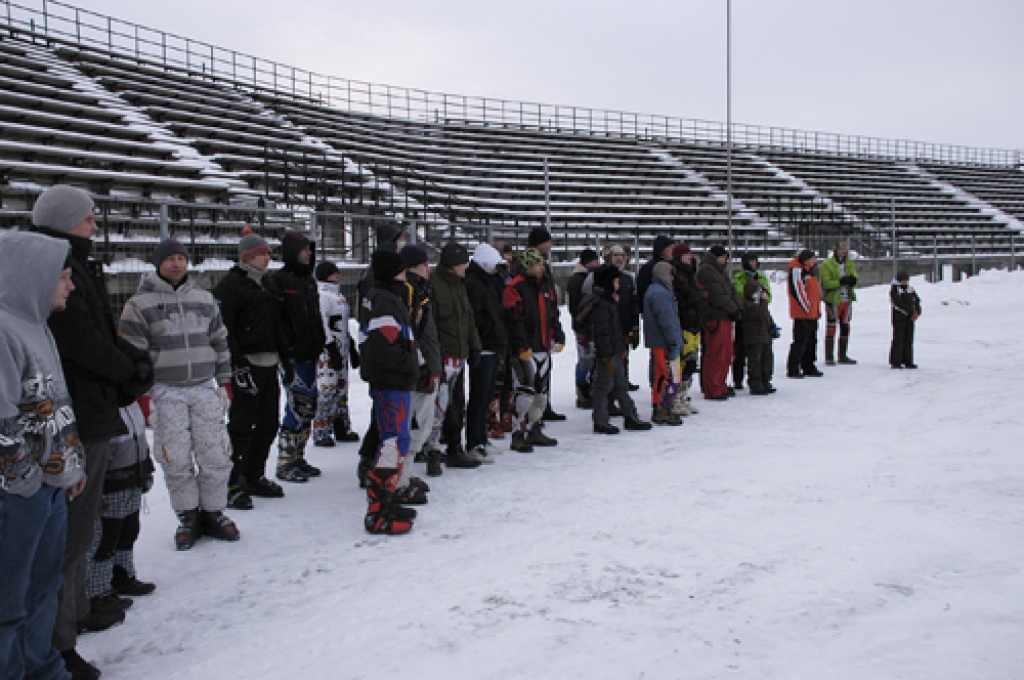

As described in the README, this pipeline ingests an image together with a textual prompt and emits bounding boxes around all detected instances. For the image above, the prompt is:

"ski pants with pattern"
[312,350,350,441]
[511,352,551,429]
[278,359,317,468]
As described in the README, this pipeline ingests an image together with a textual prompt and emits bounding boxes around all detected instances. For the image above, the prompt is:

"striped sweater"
[119,272,231,387]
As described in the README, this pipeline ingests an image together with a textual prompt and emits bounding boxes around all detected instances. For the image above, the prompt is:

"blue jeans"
[466,353,501,450]
[0,485,70,680]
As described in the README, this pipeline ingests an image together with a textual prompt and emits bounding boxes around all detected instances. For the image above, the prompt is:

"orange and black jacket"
[787,257,822,320]
[502,265,565,354]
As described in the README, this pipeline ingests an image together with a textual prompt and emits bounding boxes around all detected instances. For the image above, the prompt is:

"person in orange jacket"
[786,250,824,378]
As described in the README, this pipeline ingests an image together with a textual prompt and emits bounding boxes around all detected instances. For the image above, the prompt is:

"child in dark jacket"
[741,280,777,394]
[890,271,922,369]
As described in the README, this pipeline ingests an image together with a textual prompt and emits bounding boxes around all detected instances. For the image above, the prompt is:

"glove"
[349,338,360,369]
[730,309,743,322]
[218,383,232,414]
[518,349,533,360]
[468,349,481,369]
[629,328,640,350]
[231,363,259,396]
[280,359,295,386]
[120,358,155,399]
[601,357,615,377]
[772,324,782,339]
[327,344,345,370]
[553,342,564,353]
[840,275,858,287]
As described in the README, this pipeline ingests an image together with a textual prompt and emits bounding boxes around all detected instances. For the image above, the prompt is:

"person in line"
[567,248,600,409]
[644,262,686,425]
[504,247,565,452]
[30,185,152,670]
[120,239,240,550]
[212,229,286,511]
[668,243,705,416]
[740,280,778,395]
[820,241,859,365]
[579,263,652,434]
[312,261,360,448]
[636,235,675,304]
[731,253,771,389]
[605,244,642,392]
[489,241,518,439]
[697,246,743,401]
[526,228,567,422]
[358,250,419,535]
[464,243,509,461]
[0,230,89,680]
[786,250,824,378]
[890,271,922,369]
[265,231,327,483]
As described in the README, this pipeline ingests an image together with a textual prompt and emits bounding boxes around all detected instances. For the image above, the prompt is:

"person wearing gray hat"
[30,185,154,667]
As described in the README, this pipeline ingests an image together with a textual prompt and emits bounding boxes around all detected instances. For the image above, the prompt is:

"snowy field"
[81,270,1024,679]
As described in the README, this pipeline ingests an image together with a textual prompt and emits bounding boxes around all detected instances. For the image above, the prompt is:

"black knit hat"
[528,227,552,247]
[400,244,429,269]
[315,261,341,282]
[439,242,470,268]
[896,270,910,282]
[741,252,759,271]
[579,248,599,266]
[372,249,406,282]
[377,221,405,245]
[709,245,728,258]
[152,238,188,268]
[797,249,816,264]
[593,263,620,291]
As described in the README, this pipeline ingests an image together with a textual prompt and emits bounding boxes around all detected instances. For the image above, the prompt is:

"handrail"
[3,0,1021,169]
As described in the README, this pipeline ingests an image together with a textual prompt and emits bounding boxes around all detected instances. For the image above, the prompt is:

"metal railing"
[3,0,1021,168]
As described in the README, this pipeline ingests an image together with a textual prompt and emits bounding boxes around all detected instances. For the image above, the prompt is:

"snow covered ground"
[80,270,1024,679]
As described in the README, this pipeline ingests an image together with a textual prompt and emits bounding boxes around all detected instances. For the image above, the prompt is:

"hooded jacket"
[0,230,86,497]
[741,280,775,345]
[820,255,858,304]
[578,284,627,359]
[637,235,674,304]
[430,264,482,360]
[697,251,742,321]
[119,272,232,387]
[265,232,327,362]
[643,276,683,349]
[788,257,822,320]
[670,258,706,332]
[358,278,418,391]
[464,261,508,353]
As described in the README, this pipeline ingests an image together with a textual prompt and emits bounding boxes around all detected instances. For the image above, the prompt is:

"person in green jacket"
[731,253,772,389]
[819,241,858,365]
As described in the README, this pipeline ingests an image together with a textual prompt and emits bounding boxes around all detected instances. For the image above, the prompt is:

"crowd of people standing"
[2,184,923,680]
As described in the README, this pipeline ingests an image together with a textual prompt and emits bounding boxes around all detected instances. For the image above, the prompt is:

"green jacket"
[732,269,772,303]
[819,256,858,304]
[429,265,482,360]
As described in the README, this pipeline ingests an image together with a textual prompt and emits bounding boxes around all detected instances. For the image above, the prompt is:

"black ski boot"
[174,508,201,551]
[199,510,240,542]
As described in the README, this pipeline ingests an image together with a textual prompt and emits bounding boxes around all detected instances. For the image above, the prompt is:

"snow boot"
[276,459,309,483]
[542,404,567,422]
[294,457,322,477]
[242,475,284,498]
[314,436,336,447]
[838,338,857,364]
[200,510,240,542]
[174,508,201,551]
[825,336,836,366]
[364,468,413,535]
[334,418,360,442]
[426,449,444,477]
[61,648,102,679]
[395,484,429,505]
[112,565,156,597]
[445,443,482,468]
[623,411,653,431]
[90,592,132,614]
[593,422,620,435]
[227,484,254,510]
[527,423,558,447]
[511,428,534,453]
[652,405,683,426]
[576,385,593,410]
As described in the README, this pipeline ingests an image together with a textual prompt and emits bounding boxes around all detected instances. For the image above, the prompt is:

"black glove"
[468,349,482,369]
[280,359,295,386]
[231,361,259,397]
[348,335,360,369]
[326,344,345,371]
[840,275,857,287]
[730,309,743,322]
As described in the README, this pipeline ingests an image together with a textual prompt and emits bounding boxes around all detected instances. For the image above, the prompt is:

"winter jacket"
[430,265,482,360]
[318,280,352,362]
[406,272,443,393]
[104,402,154,494]
[741,281,775,345]
[464,261,508,353]
[732,269,772,303]
[787,257,823,320]
[0,230,86,497]
[264,232,326,362]
[670,259,706,332]
[33,227,140,442]
[119,272,232,387]
[820,256,859,304]
[503,263,566,354]
[578,287,627,359]
[637,235,674,304]
[890,282,922,322]
[212,264,282,364]
[616,270,641,337]
[358,279,419,391]
[643,278,684,349]
[697,251,742,321]
[566,265,590,319]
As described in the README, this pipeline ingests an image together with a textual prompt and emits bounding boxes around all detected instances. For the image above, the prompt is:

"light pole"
[726,0,734,269]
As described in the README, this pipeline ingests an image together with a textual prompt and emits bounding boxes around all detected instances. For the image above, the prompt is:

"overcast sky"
[53,0,1024,151]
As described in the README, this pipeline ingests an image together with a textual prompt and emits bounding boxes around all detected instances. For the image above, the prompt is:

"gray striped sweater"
[119,272,231,387]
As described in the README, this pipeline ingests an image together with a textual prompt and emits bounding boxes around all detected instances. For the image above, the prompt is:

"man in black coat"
[212,229,286,510]
[567,248,600,408]
[636,234,676,304]
[605,244,642,391]
[30,185,153,677]
[265,231,327,483]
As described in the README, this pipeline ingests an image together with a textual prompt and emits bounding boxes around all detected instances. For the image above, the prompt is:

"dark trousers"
[54,438,111,652]
[890,317,915,367]
[228,364,281,484]
[745,342,774,391]
[732,321,747,387]
[441,364,467,449]
[593,355,636,426]
[0,485,68,680]
[787,318,819,375]
[466,353,501,450]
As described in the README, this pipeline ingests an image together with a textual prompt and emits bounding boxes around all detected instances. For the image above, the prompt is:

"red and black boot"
[364,468,414,535]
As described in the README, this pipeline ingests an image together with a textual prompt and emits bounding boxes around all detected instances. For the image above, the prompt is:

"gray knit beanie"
[238,227,270,260]
[152,239,189,268]
[31,185,95,233]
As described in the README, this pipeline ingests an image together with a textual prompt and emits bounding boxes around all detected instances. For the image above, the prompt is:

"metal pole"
[971,235,976,277]
[159,203,169,240]
[726,0,733,269]
[544,156,550,229]
[933,234,938,282]
[1012,233,1016,271]
[891,196,897,281]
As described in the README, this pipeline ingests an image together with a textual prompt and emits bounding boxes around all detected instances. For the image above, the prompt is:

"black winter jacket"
[358,279,418,391]
[464,262,508,353]
[670,259,707,332]
[406,272,443,393]
[265,232,326,362]
[616,270,640,336]
[503,264,565,354]
[38,229,140,442]
[697,252,742,321]
[580,288,627,359]
[212,266,282,362]
[637,235,675,303]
